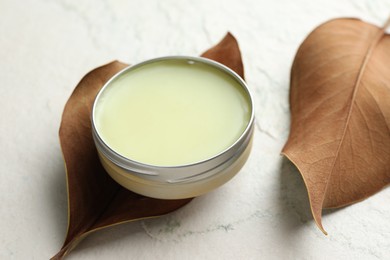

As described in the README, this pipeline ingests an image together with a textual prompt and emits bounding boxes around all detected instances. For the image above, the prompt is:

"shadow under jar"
[92,56,254,199]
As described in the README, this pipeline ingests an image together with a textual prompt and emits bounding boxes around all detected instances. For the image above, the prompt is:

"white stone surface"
[1,0,390,259]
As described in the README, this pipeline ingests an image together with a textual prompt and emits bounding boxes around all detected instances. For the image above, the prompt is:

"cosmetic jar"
[92,56,254,199]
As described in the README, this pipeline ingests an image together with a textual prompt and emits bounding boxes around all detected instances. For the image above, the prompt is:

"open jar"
[92,56,254,199]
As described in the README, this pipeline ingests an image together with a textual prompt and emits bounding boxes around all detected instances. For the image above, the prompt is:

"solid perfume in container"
[92,56,254,199]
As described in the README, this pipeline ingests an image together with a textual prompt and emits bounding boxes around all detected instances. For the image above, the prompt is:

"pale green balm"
[95,60,251,166]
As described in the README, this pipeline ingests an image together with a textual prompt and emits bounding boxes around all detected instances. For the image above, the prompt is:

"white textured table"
[1,0,390,259]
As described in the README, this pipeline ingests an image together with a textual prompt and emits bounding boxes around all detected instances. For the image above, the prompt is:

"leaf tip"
[311,206,328,235]
[315,219,328,236]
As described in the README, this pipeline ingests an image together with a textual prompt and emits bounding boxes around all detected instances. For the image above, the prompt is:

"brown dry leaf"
[282,18,390,234]
[202,32,245,79]
[52,32,244,259]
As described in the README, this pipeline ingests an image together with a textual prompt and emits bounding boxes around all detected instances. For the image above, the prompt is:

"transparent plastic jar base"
[92,56,255,199]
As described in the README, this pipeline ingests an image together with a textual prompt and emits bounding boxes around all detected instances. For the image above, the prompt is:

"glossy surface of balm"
[94,59,251,166]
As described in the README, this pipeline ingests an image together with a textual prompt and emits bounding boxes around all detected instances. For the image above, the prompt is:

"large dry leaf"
[53,32,244,259]
[282,18,390,234]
